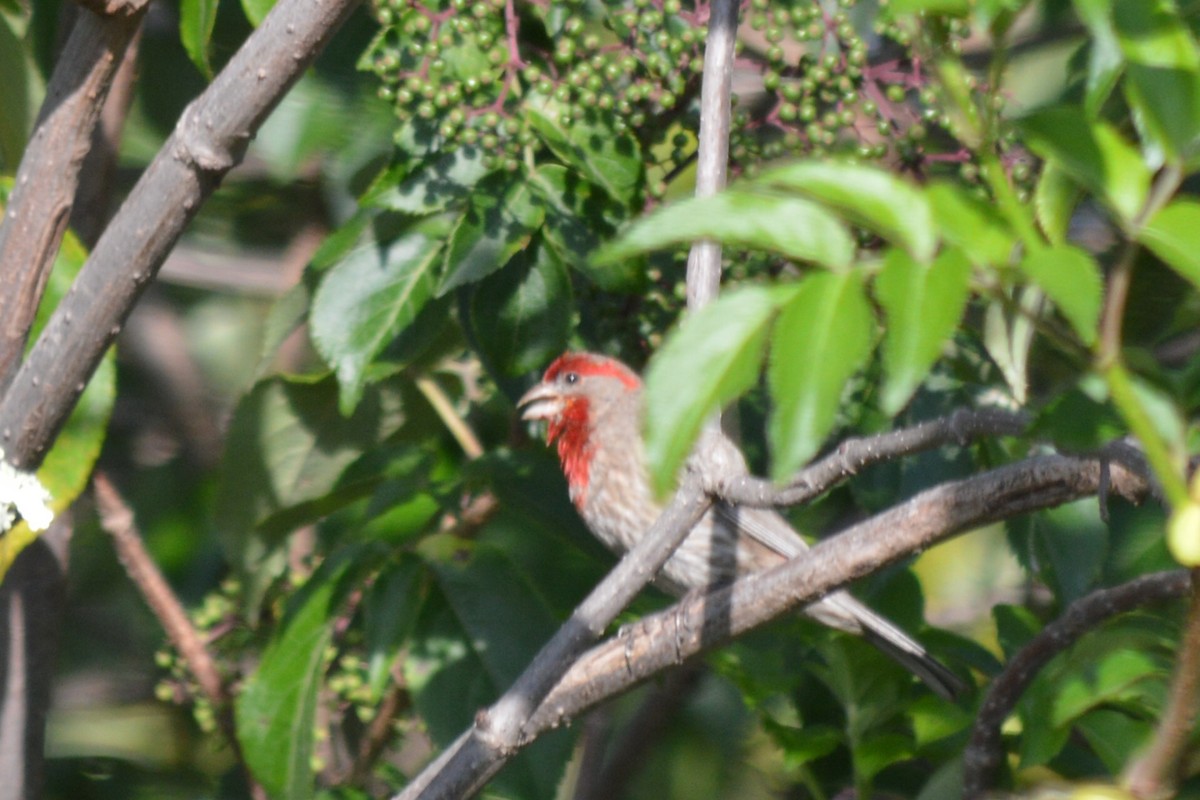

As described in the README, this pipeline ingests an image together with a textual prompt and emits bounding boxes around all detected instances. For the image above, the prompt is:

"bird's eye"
[563,372,580,385]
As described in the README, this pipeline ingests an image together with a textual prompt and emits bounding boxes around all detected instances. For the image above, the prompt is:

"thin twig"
[716,407,1029,507]
[92,477,230,722]
[962,569,1190,798]
[1123,570,1200,800]
[91,472,266,799]
[684,0,738,311]
[347,682,410,786]
[416,375,484,459]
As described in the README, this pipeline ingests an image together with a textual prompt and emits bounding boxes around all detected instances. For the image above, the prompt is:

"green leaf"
[1032,382,1124,451]
[407,540,573,798]
[983,287,1041,404]
[255,281,309,378]
[1124,65,1200,163]
[470,241,572,378]
[240,0,276,25]
[0,225,114,580]
[874,247,971,414]
[0,13,38,173]
[993,603,1041,660]
[1052,648,1161,726]
[763,720,842,768]
[758,161,937,261]
[362,147,492,215]
[1017,244,1102,345]
[595,190,855,270]
[364,556,425,698]
[179,0,217,79]
[1112,0,1200,70]
[644,286,786,494]
[311,217,448,414]
[237,546,374,800]
[1073,0,1125,117]
[440,171,545,295]
[214,374,406,562]
[927,182,1016,267]
[1077,709,1156,774]
[768,271,874,479]
[1140,199,1200,290]
[525,99,642,205]
[528,164,641,291]
[1033,162,1081,246]
[853,732,915,785]
[887,0,969,14]
[1019,106,1151,226]
[909,695,973,746]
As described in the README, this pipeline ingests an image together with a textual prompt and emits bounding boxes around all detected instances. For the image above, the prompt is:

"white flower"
[0,449,54,533]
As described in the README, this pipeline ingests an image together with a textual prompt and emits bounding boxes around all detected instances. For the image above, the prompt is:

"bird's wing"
[713,502,808,561]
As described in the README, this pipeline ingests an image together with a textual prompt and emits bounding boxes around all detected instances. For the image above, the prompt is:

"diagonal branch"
[0,0,149,391]
[0,0,360,469]
[395,475,712,800]
[716,407,1029,507]
[519,452,1152,741]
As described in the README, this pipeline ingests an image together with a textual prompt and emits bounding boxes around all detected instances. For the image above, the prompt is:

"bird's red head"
[517,352,641,505]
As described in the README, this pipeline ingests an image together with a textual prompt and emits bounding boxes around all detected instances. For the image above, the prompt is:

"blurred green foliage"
[3,0,1200,797]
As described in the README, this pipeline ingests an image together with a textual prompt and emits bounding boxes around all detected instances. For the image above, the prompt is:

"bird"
[517,351,965,700]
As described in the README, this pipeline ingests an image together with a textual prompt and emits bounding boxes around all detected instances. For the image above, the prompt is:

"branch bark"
[0,0,360,469]
[962,569,1190,798]
[520,453,1151,740]
[717,407,1029,507]
[0,514,71,800]
[0,1,148,391]
[684,0,737,311]
[1123,570,1200,799]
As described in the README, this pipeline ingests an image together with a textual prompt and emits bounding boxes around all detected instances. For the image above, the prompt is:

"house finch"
[518,351,964,700]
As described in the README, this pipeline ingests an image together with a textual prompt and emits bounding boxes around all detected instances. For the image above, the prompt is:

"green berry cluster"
[154,578,245,735]
[365,0,708,173]
[365,0,984,186]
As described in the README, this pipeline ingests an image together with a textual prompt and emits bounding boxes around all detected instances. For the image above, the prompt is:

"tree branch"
[395,475,713,800]
[716,407,1029,507]
[0,0,148,391]
[684,0,737,311]
[1123,570,1200,800]
[960,569,1190,798]
[92,475,230,717]
[520,452,1151,741]
[0,0,360,469]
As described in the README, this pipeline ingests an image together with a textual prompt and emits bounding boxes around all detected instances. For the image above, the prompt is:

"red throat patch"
[547,396,593,508]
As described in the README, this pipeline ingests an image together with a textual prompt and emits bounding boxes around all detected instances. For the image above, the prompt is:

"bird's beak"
[517,382,561,421]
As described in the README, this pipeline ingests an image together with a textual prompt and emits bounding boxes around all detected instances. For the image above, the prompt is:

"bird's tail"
[815,591,968,702]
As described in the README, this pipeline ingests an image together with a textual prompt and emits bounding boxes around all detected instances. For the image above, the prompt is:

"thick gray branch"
[0,0,359,468]
[521,453,1152,738]
[396,476,712,800]
[0,2,148,391]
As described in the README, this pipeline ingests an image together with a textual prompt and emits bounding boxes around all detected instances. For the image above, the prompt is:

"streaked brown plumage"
[518,351,963,700]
